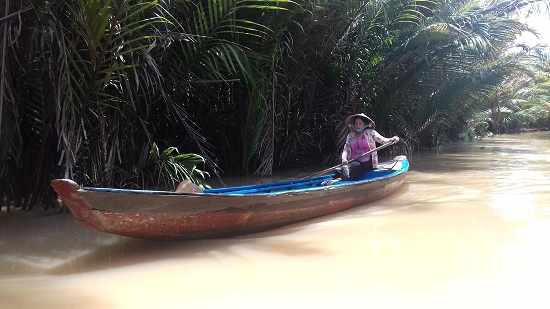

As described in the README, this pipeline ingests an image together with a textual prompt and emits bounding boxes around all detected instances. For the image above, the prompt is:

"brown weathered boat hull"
[51,160,407,240]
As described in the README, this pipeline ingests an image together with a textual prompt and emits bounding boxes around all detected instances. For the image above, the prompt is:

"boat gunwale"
[78,158,409,197]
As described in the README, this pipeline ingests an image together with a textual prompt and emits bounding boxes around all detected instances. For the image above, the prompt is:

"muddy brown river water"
[1,132,550,309]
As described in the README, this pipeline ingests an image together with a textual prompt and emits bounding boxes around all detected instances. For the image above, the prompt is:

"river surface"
[1,132,550,309]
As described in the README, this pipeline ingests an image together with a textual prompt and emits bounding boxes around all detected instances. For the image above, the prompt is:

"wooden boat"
[51,156,408,240]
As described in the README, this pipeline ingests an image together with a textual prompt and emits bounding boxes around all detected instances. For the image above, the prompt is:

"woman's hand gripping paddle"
[304,140,398,179]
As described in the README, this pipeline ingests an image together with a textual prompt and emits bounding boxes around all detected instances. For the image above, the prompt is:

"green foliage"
[2,0,550,211]
[116,143,210,191]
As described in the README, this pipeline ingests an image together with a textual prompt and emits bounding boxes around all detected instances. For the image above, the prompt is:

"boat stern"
[51,179,100,229]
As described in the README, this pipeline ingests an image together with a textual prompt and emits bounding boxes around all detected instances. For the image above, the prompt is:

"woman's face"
[354,118,366,129]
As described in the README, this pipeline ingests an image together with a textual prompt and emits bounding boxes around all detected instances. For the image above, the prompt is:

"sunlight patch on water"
[488,193,537,221]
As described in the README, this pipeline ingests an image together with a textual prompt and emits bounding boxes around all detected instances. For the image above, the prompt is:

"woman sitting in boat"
[323,113,400,185]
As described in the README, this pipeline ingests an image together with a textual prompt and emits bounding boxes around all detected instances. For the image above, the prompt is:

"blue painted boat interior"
[209,159,409,195]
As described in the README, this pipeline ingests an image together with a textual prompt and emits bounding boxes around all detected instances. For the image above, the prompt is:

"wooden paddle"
[304,140,398,179]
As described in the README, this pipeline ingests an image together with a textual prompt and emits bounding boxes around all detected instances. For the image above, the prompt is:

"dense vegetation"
[1,0,549,210]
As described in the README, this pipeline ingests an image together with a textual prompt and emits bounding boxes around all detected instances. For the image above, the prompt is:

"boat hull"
[52,158,408,240]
